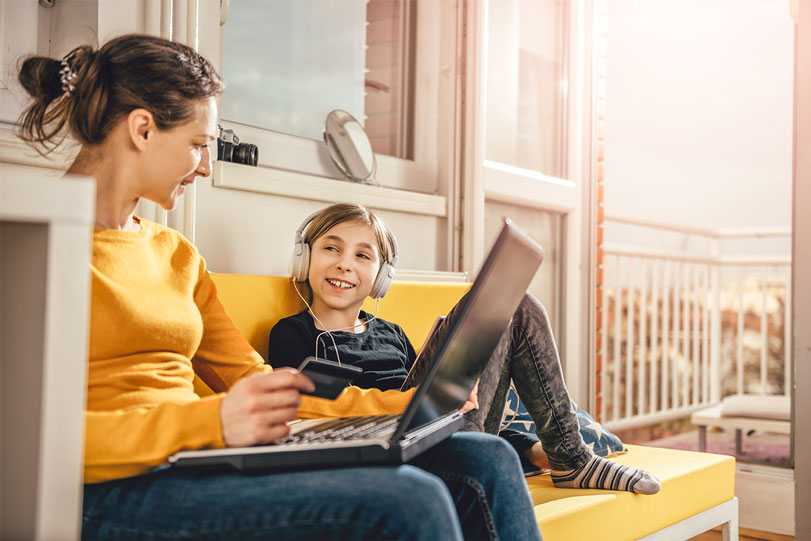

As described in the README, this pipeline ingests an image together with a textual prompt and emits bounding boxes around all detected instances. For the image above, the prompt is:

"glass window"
[220,0,367,141]
[365,0,415,159]
[485,0,567,178]
[220,0,415,159]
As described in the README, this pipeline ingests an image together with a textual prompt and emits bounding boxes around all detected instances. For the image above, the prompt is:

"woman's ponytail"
[17,55,72,151]
[16,34,223,153]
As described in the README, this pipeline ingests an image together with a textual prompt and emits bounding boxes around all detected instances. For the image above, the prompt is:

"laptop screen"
[394,219,544,437]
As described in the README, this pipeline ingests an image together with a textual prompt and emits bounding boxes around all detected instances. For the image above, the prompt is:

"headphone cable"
[292,280,380,366]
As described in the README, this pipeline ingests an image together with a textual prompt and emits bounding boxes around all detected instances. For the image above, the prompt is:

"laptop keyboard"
[279,415,401,444]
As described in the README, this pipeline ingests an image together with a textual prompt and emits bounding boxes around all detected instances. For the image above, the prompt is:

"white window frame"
[464,0,594,405]
[214,1,441,198]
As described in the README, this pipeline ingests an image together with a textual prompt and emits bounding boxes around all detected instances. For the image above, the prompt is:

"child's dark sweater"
[268,310,417,391]
[268,309,540,457]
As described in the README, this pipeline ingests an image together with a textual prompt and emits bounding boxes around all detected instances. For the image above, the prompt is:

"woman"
[18,34,541,540]
[269,203,661,494]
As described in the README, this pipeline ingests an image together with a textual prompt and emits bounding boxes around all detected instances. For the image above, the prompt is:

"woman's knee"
[375,466,462,538]
[477,433,524,474]
[441,432,523,480]
[388,465,456,509]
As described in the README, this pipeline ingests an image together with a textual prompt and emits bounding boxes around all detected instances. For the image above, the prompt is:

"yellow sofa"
[207,273,739,541]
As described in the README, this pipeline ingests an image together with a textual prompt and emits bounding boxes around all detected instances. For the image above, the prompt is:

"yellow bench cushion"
[209,274,302,361]
[528,444,735,540]
[362,280,471,351]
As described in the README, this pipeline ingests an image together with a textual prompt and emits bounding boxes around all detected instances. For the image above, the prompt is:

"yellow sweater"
[86,217,413,483]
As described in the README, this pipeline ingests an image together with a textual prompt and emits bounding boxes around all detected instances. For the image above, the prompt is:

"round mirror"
[323,110,376,183]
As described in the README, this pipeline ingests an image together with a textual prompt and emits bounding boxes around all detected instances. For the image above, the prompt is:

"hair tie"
[59,59,78,96]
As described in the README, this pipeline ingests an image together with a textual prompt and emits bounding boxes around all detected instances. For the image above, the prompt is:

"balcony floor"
[645,428,791,468]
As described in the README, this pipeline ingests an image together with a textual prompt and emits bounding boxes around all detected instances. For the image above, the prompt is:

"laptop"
[169,219,544,472]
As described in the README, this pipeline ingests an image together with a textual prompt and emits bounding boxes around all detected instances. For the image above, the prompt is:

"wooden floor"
[690,526,794,540]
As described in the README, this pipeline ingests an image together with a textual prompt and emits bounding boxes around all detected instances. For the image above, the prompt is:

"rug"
[652,437,792,468]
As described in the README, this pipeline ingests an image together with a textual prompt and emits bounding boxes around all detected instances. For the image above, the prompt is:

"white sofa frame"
[638,498,739,541]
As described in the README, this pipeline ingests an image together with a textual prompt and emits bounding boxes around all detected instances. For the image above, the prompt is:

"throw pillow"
[501,386,626,458]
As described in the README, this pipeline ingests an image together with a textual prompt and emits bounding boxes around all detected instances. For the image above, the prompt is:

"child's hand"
[220,368,315,447]
[460,379,480,413]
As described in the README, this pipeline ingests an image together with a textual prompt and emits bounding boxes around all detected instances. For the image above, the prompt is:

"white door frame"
[459,0,595,405]
[792,0,810,536]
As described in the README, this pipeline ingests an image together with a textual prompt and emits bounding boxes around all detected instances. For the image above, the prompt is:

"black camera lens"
[232,142,258,166]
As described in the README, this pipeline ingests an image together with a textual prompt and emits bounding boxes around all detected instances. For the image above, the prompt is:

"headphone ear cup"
[291,242,310,282]
[370,262,394,299]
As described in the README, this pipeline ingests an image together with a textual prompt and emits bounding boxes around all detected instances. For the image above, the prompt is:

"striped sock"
[551,455,661,495]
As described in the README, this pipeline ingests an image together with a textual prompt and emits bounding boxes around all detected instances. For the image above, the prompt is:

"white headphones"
[291,209,399,299]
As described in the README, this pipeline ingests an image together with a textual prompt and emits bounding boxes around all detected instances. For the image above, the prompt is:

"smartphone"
[297,356,362,399]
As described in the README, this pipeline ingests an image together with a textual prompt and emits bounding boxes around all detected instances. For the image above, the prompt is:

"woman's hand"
[220,368,315,447]
[460,379,480,414]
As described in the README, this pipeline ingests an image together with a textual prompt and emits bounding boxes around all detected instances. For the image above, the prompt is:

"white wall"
[193,181,444,275]
[605,0,793,233]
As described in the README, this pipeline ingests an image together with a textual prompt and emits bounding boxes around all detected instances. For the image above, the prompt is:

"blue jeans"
[81,432,542,540]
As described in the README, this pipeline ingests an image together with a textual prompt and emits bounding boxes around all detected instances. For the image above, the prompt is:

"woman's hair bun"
[18,56,64,103]
[18,45,96,102]
[17,54,77,152]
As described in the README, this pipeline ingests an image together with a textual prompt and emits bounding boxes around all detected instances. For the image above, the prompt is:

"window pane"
[365,0,415,159]
[220,0,414,159]
[220,0,367,141]
[485,0,567,178]
[484,201,561,333]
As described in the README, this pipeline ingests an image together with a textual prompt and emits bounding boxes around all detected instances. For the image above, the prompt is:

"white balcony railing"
[598,214,791,431]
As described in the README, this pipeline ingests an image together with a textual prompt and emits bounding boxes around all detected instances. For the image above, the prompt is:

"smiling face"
[307,220,382,321]
[139,97,218,210]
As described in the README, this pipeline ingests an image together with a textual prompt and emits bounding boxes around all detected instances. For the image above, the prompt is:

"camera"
[217,126,259,166]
